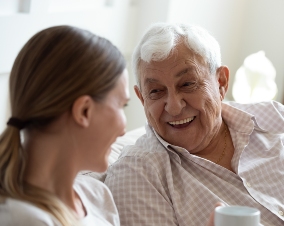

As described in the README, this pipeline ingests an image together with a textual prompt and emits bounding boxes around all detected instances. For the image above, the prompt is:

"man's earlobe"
[217,66,230,95]
[219,87,225,100]
[72,95,92,128]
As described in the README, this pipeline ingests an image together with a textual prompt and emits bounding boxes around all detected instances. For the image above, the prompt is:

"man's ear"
[72,95,93,128]
[216,66,230,100]
[134,85,145,106]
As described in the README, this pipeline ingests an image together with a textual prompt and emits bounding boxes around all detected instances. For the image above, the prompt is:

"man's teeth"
[169,117,194,125]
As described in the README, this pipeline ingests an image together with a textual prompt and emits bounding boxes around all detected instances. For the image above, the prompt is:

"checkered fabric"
[105,101,284,226]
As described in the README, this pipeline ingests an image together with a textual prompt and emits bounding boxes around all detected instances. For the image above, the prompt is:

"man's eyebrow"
[144,78,160,85]
[175,66,196,78]
[142,64,197,86]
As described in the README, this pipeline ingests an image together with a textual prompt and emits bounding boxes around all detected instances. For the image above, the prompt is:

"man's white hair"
[132,23,222,88]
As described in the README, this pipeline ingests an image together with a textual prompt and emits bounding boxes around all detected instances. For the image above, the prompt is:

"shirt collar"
[144,123,185,162]
[221,102,255,134]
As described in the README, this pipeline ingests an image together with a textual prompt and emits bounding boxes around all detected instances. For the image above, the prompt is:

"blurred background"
[1,0,284,132]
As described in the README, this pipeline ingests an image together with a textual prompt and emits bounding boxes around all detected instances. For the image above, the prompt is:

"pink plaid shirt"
[105,101,284,226]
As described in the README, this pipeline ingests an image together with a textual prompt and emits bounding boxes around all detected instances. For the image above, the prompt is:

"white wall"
[0,0,135,73]
[238,0,284,102]
[0,73,10,132]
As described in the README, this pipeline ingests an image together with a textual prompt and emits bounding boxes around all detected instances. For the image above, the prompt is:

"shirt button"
[279,210,284,216]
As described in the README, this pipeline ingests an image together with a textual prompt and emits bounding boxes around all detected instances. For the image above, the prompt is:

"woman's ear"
[72,95,93,128]
[134,85,145,106]
[217,66,230,99]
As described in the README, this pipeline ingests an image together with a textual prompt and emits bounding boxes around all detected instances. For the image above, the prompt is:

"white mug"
[214,205,260,226]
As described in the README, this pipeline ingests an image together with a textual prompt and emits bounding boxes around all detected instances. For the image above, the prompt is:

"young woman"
[0,25,129,226]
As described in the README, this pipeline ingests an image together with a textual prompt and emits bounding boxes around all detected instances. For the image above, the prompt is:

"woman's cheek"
[120,109,127,133]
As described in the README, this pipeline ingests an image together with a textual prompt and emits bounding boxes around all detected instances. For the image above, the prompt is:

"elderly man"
[104,23,284,225]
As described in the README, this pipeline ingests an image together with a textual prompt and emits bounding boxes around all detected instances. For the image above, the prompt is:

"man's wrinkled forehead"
[139,53,205,77]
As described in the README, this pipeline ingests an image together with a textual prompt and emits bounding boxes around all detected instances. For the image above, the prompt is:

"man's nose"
[164,92,186,116]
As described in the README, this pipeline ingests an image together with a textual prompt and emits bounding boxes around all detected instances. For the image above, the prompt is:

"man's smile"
[168,116,196,128]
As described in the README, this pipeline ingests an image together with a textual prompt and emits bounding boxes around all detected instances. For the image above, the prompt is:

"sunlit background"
[1,0,284,133]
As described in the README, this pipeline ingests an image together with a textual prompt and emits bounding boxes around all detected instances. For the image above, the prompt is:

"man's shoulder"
[225,100,284,133]
[0,197,60,226]
[107,132,171,175]
[225,100,284,113]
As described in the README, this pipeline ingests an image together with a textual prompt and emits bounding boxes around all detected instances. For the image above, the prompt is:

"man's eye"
[181,81,198,92]
[147,89,164,100]
[181,82,196,88]
[183,82,192,87]
[150,89,160,94]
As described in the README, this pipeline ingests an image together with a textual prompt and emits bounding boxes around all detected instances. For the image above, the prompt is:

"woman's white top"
[0,174,120,226]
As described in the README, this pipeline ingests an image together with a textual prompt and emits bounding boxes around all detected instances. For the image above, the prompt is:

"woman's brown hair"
[0,25,126,225]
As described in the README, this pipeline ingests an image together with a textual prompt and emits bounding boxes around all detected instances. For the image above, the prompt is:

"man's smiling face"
[135,42,224,153]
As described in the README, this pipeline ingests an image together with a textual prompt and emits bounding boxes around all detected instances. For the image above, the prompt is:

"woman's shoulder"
[74,174,120,226]
[0,196,60,226]
[74,174,115,205]
[75,174,110,193]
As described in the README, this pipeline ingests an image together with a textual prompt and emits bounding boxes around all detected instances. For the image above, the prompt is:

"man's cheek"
[145,106,158,126]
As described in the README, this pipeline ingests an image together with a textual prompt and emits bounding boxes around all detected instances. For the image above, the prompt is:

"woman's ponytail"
[0,126,25,196]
